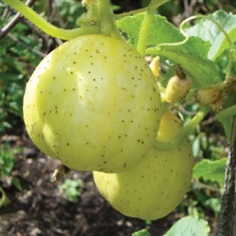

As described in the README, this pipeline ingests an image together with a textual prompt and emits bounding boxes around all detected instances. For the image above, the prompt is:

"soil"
[0,130,215,236]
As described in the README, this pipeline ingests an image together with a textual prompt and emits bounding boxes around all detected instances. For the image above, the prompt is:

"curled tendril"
[157,14,232,49]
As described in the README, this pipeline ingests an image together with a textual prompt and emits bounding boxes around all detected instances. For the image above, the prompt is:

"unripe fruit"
[23,34,162,173]
[93,111,194,220]
[149,56,160,79]
[163,75,191,103]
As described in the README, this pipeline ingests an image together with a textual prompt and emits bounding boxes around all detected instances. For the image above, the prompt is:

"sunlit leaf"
[164,216,210,236]
[186,10,236,60]
[132,229,151,236]
[193,158,227,187]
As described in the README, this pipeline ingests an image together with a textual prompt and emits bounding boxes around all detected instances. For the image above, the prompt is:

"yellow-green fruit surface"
[93,111,194,220]
[23,34,162,172]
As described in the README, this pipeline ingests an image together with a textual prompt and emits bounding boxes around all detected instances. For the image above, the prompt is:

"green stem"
[136,0,169,55]
[137,9,154,55]
[194,180,221,193]
[96,0,123,39]
[154,106,210,150]
[225,46,235,82]
[2,0,100,40]
[97,0,113,35]
[216,105,236,121]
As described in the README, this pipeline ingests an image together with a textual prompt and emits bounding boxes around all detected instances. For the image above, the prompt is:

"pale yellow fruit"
[23,34,162,172]
[93,111,194,220]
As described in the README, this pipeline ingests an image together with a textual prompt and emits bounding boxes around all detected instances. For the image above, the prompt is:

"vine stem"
[216,117,236,236]
[97,0,112,35]
[225,46,235,83]
[96,0,122,39]
[2,0,100,40]
[135,0,169,55]
[154,106,210,151]
[137,8,154,55]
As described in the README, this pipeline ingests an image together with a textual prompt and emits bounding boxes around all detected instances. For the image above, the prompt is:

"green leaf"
[164,216,210,236]
[12,178,23,191]
[186,10,236,60]
[216,100,236,143]
[204,198,221,215]
[116,13,209,58]
[193,158,227,187]
[117,14,184,48]
[221,117,234,143]
[132,229,151,236]
[0,143,15,177]
[0,187,9,208]
[59,179,84,202]
[117,13,221,88]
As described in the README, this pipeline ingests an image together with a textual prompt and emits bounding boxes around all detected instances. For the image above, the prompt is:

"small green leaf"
[193,158,227,187]
[164,216,210,236]
[204,198,221,215]
[0,143,15,177]
[12,178,23,191]
[59,179,84,202]
[132,229,151,236]
[0,187,10,208]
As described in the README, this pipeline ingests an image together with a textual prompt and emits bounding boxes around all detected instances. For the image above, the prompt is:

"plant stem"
[216,117,236,236]
[137,9,154,56]
[97,0,113,35]
[194,180,221,193]
[225,46,235,82]
[2,0,100,40]
[96,0,122,39]
[136,0,169,55]
[154,106,209,150]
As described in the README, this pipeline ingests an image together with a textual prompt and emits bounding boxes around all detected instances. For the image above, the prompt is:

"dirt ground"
[0,129,216,236]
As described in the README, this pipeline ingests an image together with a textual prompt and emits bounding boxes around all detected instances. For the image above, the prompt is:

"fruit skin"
[93,111,194,220]
[23,34,162,173]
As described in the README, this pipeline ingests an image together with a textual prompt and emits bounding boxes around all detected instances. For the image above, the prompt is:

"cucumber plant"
[1,0,236,235]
